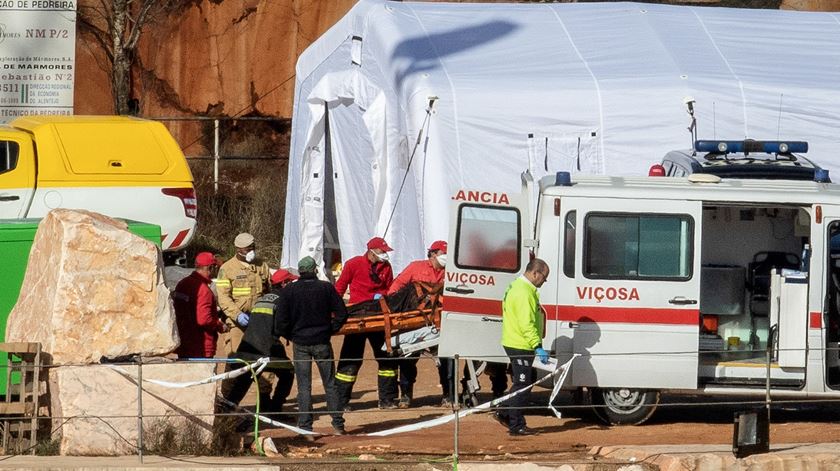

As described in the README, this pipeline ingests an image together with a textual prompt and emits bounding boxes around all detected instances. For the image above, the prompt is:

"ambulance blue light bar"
[694,140,808,154]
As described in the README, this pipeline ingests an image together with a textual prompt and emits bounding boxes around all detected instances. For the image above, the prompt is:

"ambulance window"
[563,211,576,277]
[584,214,692,280]
[455,205,521,272]
[0,141,18,174]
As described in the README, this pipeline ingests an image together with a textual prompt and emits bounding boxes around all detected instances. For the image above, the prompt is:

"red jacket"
[173,271,225,358]
[388,259,444,295]
[335,254,394,303]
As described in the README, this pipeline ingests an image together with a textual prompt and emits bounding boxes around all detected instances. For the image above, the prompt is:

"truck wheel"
[591,388,659,425]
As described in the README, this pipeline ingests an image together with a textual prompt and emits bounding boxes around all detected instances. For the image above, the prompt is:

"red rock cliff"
[75,0,357,119]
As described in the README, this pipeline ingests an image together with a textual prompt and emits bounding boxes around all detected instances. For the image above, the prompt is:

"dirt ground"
[247,338,840,461]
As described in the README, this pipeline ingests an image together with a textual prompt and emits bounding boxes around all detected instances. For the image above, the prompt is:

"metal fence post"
[765,340,772,422]
[213,119,220,193]
[453,354,460,470]
[137,357,144,463]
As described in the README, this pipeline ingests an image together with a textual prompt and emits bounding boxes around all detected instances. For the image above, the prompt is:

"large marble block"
[6,209,178,364]
[52,362,217,455]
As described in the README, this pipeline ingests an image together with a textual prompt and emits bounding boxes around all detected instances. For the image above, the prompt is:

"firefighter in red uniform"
[334,237,399,409]
[387,240,449,408]
[173,252,229,358]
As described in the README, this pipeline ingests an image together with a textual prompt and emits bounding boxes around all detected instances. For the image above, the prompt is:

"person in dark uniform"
[221,269,298,418]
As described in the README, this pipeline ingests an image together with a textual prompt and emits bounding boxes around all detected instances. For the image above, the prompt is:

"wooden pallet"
[0,342,41,454]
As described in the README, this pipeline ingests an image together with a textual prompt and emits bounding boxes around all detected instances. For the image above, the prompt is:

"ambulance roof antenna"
[684,96,697,155]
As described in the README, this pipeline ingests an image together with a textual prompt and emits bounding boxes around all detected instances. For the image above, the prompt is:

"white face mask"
[245,250,256,263]
[375,251,390,262]
[436,254,448,267]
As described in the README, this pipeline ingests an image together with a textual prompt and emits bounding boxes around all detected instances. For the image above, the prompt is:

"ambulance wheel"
[591,388,659,425]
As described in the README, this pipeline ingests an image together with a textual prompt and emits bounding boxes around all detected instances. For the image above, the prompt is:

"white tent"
[283,0,840,272]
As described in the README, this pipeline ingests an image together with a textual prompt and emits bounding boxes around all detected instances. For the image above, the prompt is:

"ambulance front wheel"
[591,388,659,425]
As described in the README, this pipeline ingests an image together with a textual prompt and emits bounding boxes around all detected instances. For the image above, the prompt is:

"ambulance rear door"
[438,187,532,361]
[555,197,702,390]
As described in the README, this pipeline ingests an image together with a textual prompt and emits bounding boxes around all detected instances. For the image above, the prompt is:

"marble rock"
[6,209,178,364]
[52,362,216,456]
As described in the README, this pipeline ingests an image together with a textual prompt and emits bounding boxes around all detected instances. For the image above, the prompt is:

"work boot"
[398,395,412,409]
[378,400,398,409]
[398,385,413,409]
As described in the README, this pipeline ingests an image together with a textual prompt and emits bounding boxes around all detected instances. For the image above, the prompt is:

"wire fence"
[150,116,291,194]
[4,344,840,466]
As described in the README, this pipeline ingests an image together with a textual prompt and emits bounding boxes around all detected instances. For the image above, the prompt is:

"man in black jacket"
[275,256,348,436]
[221,269,297,418]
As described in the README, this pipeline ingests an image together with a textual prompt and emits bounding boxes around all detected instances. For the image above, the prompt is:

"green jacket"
[501,276,544,351]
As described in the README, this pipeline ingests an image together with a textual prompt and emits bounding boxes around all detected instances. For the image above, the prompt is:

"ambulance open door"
[438,181,533,362]
[555,197,702,390]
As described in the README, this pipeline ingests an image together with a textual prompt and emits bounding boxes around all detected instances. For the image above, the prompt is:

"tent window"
[584,213,693,280]
[0,141,19,174]
[455,204,520,273]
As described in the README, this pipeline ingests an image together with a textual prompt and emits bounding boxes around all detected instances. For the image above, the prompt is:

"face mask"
[436,254,448,267]
[375,251,390,262]
[244,250,256,263]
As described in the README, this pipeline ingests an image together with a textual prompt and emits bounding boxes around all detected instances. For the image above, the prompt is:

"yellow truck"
[0,116,196,250]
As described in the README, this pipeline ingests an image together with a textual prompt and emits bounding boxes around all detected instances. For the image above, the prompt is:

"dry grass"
[143,416,246,456]
[184,121,289,267]
[189,159,287,266]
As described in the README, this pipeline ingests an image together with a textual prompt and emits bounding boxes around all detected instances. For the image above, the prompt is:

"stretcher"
[336,282,442,353]
[334,282,489,406]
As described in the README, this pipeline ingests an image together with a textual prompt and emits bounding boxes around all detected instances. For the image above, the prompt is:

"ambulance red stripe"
[444,296,698,325]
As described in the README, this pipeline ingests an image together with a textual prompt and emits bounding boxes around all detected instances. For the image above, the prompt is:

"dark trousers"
[503,346,535,432]
[397,352,454,398]
[335,332,398,406]
[398,355,419,398]
[293,343,344,431]
[221,360,294,415]
[485,361,509,398]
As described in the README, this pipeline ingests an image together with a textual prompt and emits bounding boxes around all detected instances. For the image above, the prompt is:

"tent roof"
[285,0,840,270]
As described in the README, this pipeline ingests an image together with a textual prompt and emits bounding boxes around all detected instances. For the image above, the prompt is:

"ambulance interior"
[698,204,812,388]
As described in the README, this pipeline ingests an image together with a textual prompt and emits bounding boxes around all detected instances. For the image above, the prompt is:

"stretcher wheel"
[591,388,659,425]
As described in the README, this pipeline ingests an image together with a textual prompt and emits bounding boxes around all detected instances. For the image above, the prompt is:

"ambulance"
[439,143,840,425]
[0,116,196,250]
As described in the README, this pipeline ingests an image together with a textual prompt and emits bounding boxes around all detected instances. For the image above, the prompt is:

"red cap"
[367,237,393,252]
[429,240,447,254]
[271,269,298,285]
[195,252,220,267]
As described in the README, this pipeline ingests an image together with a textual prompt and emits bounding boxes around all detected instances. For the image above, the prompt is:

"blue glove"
[373,293,383,300]
[236,312,250,327]
[535,347,549,364]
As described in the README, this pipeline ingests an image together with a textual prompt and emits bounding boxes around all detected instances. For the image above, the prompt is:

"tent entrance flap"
[323,104,341,282]
[326,98,378,269]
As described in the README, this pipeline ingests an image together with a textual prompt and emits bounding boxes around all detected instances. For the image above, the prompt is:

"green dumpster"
[0,219,162,395]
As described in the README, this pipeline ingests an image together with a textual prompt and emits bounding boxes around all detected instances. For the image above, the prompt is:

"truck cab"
[440,171,840,424]
[0,116,196,251]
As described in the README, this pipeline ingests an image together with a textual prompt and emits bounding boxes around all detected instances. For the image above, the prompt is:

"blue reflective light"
[694,140,808,154]
[815,169,831,183]
[555,171,572,186]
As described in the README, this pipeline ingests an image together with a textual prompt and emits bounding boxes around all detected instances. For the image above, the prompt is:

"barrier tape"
[107,357,269,388]
[105,354,578,438]
[217,396,318,436]
[367,354,578,437]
